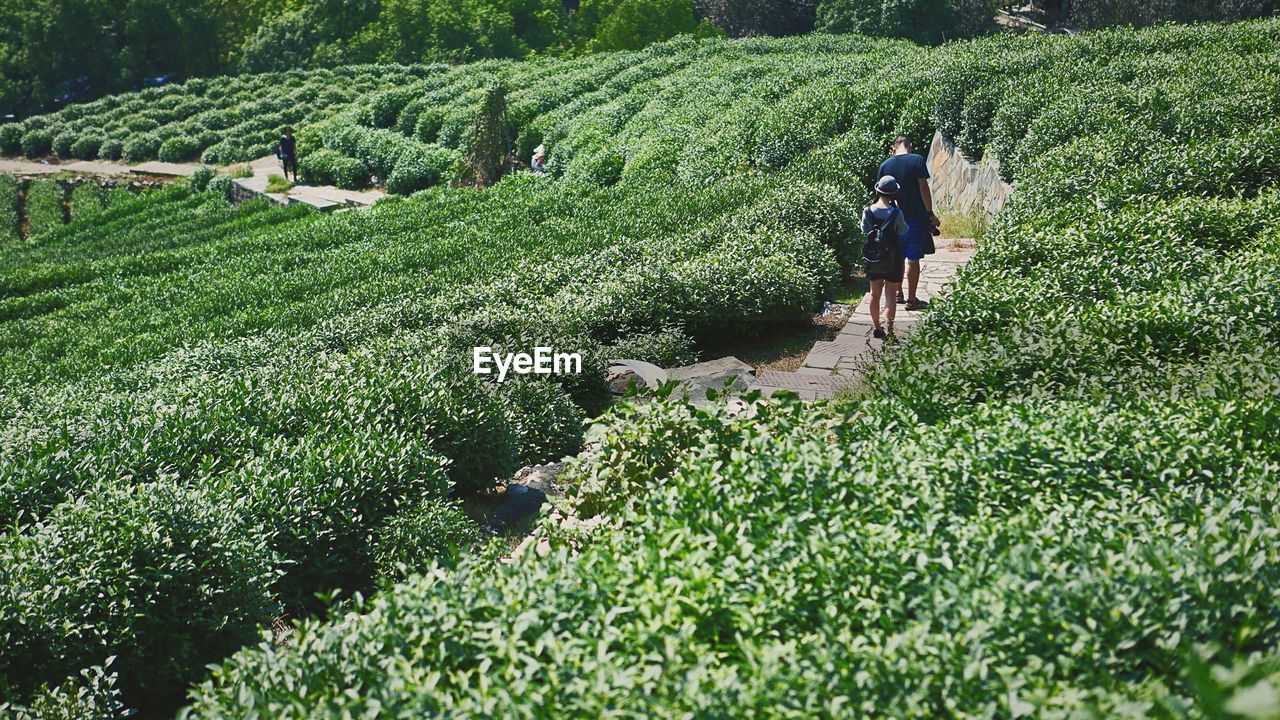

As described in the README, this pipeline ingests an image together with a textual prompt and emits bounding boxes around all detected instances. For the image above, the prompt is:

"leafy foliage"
[372,498,482,581]
[816,0,996,43]
[23,180,64,237]
[0,175,17,241]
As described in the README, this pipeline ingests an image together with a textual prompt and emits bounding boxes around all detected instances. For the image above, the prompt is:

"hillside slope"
[184,20,1280,719]
[3,20,1280,717]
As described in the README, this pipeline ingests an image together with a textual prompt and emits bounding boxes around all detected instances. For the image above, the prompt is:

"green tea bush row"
[68,184,105,222]
[1,66,432,165]
[0,176,17,241]
[23,181,65,237]
[0,480,279,710]
[298,148,370,189]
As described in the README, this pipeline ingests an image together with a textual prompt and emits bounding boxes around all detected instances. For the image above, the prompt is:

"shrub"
[299,148,370,189]
[371,498,481,582]
[121,133,161,163]
[51,131,77,159]
[0,123,22,155]
[24,180,65,236]
[68,183,105,221]
[208,174,234,198]
[573,147,627,187]
[98,139,124,161]
[368,86,424,128]
[385,145,458,194]
[215,430,451,609]
[0,663,125,720]
[122,116,159,133]
[493,377,585,466]
[0,481,278,710]
[157,136,203,163]
[189,165,218,192]
[0,175,18,241]
[69,134,104,160]
[604,327,698,367]
[20,129,52,158]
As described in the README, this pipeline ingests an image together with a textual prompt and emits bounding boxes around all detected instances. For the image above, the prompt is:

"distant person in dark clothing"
[277,127,298,182]
[878,136,939,310]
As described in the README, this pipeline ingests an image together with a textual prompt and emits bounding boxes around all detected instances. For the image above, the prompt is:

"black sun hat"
[875,176,901,196]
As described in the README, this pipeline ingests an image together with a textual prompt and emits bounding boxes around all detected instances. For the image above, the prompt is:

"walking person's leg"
[869,279,884,337]
[902,218,929,309]
[884,281,899,335]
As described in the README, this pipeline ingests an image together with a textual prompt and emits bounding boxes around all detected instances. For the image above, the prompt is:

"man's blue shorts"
[901,218,927,261]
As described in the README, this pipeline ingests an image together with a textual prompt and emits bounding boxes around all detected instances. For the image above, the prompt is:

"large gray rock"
[667,356,755,406]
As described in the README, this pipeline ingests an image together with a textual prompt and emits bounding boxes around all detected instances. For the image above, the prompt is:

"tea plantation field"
[5,19,1280,719]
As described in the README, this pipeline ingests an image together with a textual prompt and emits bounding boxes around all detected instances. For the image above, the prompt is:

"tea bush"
[68,183,105,221]
[157,136,203,163]
[0,124,22,155]
[23,180,64,237]
[68,133,104,160]
[0,66,431,165]
[0,480,278,709]
[372,498,482,582]
[299,148,370,189]
[20,129,53,158]
[0,176,17,241]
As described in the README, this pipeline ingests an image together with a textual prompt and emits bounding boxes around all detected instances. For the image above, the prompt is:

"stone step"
[130,161,199,177]
[752,370,852,395]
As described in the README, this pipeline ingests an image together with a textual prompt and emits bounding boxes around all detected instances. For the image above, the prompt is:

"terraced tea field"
[3,19,1280,719]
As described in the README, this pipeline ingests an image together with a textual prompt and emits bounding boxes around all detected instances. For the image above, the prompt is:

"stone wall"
[925,130,1013,224]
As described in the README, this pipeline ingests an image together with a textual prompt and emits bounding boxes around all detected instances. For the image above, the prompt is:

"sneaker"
[873,327,887,340]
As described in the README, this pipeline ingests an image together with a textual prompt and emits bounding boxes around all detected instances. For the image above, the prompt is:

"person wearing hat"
[531,145,547,175]
[277,127,298,183]
[862,175,910,340]
[878,136,939,310]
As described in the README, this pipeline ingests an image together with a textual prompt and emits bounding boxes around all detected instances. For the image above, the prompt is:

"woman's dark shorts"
[866,263,904,284]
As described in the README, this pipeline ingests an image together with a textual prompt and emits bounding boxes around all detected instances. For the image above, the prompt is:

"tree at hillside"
[323,0,570,64]
[575,0,722,51]
[816,0,997,43]
[458,82,510,188]
[695,0,818,36]
[0,0,247,116]
[235,0,381,71]
[1065,0,1279,27]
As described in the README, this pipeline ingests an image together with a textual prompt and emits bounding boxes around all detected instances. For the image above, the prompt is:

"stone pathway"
[1,154,385,212]
[748,248,974,401]
[0,158,129,176]
[231,156,385,211]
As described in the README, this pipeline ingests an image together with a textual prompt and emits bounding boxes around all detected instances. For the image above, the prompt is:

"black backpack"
[863,207,902,275]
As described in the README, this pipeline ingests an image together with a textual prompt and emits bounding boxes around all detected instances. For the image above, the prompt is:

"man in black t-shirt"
[277,127,298,182]
[878,136,939,310]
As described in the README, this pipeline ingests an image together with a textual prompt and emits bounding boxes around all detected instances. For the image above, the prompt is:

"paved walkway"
[749,248,974,401]
[0,154,385,212]
[0,158,130,176]
[232,156,385,211]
